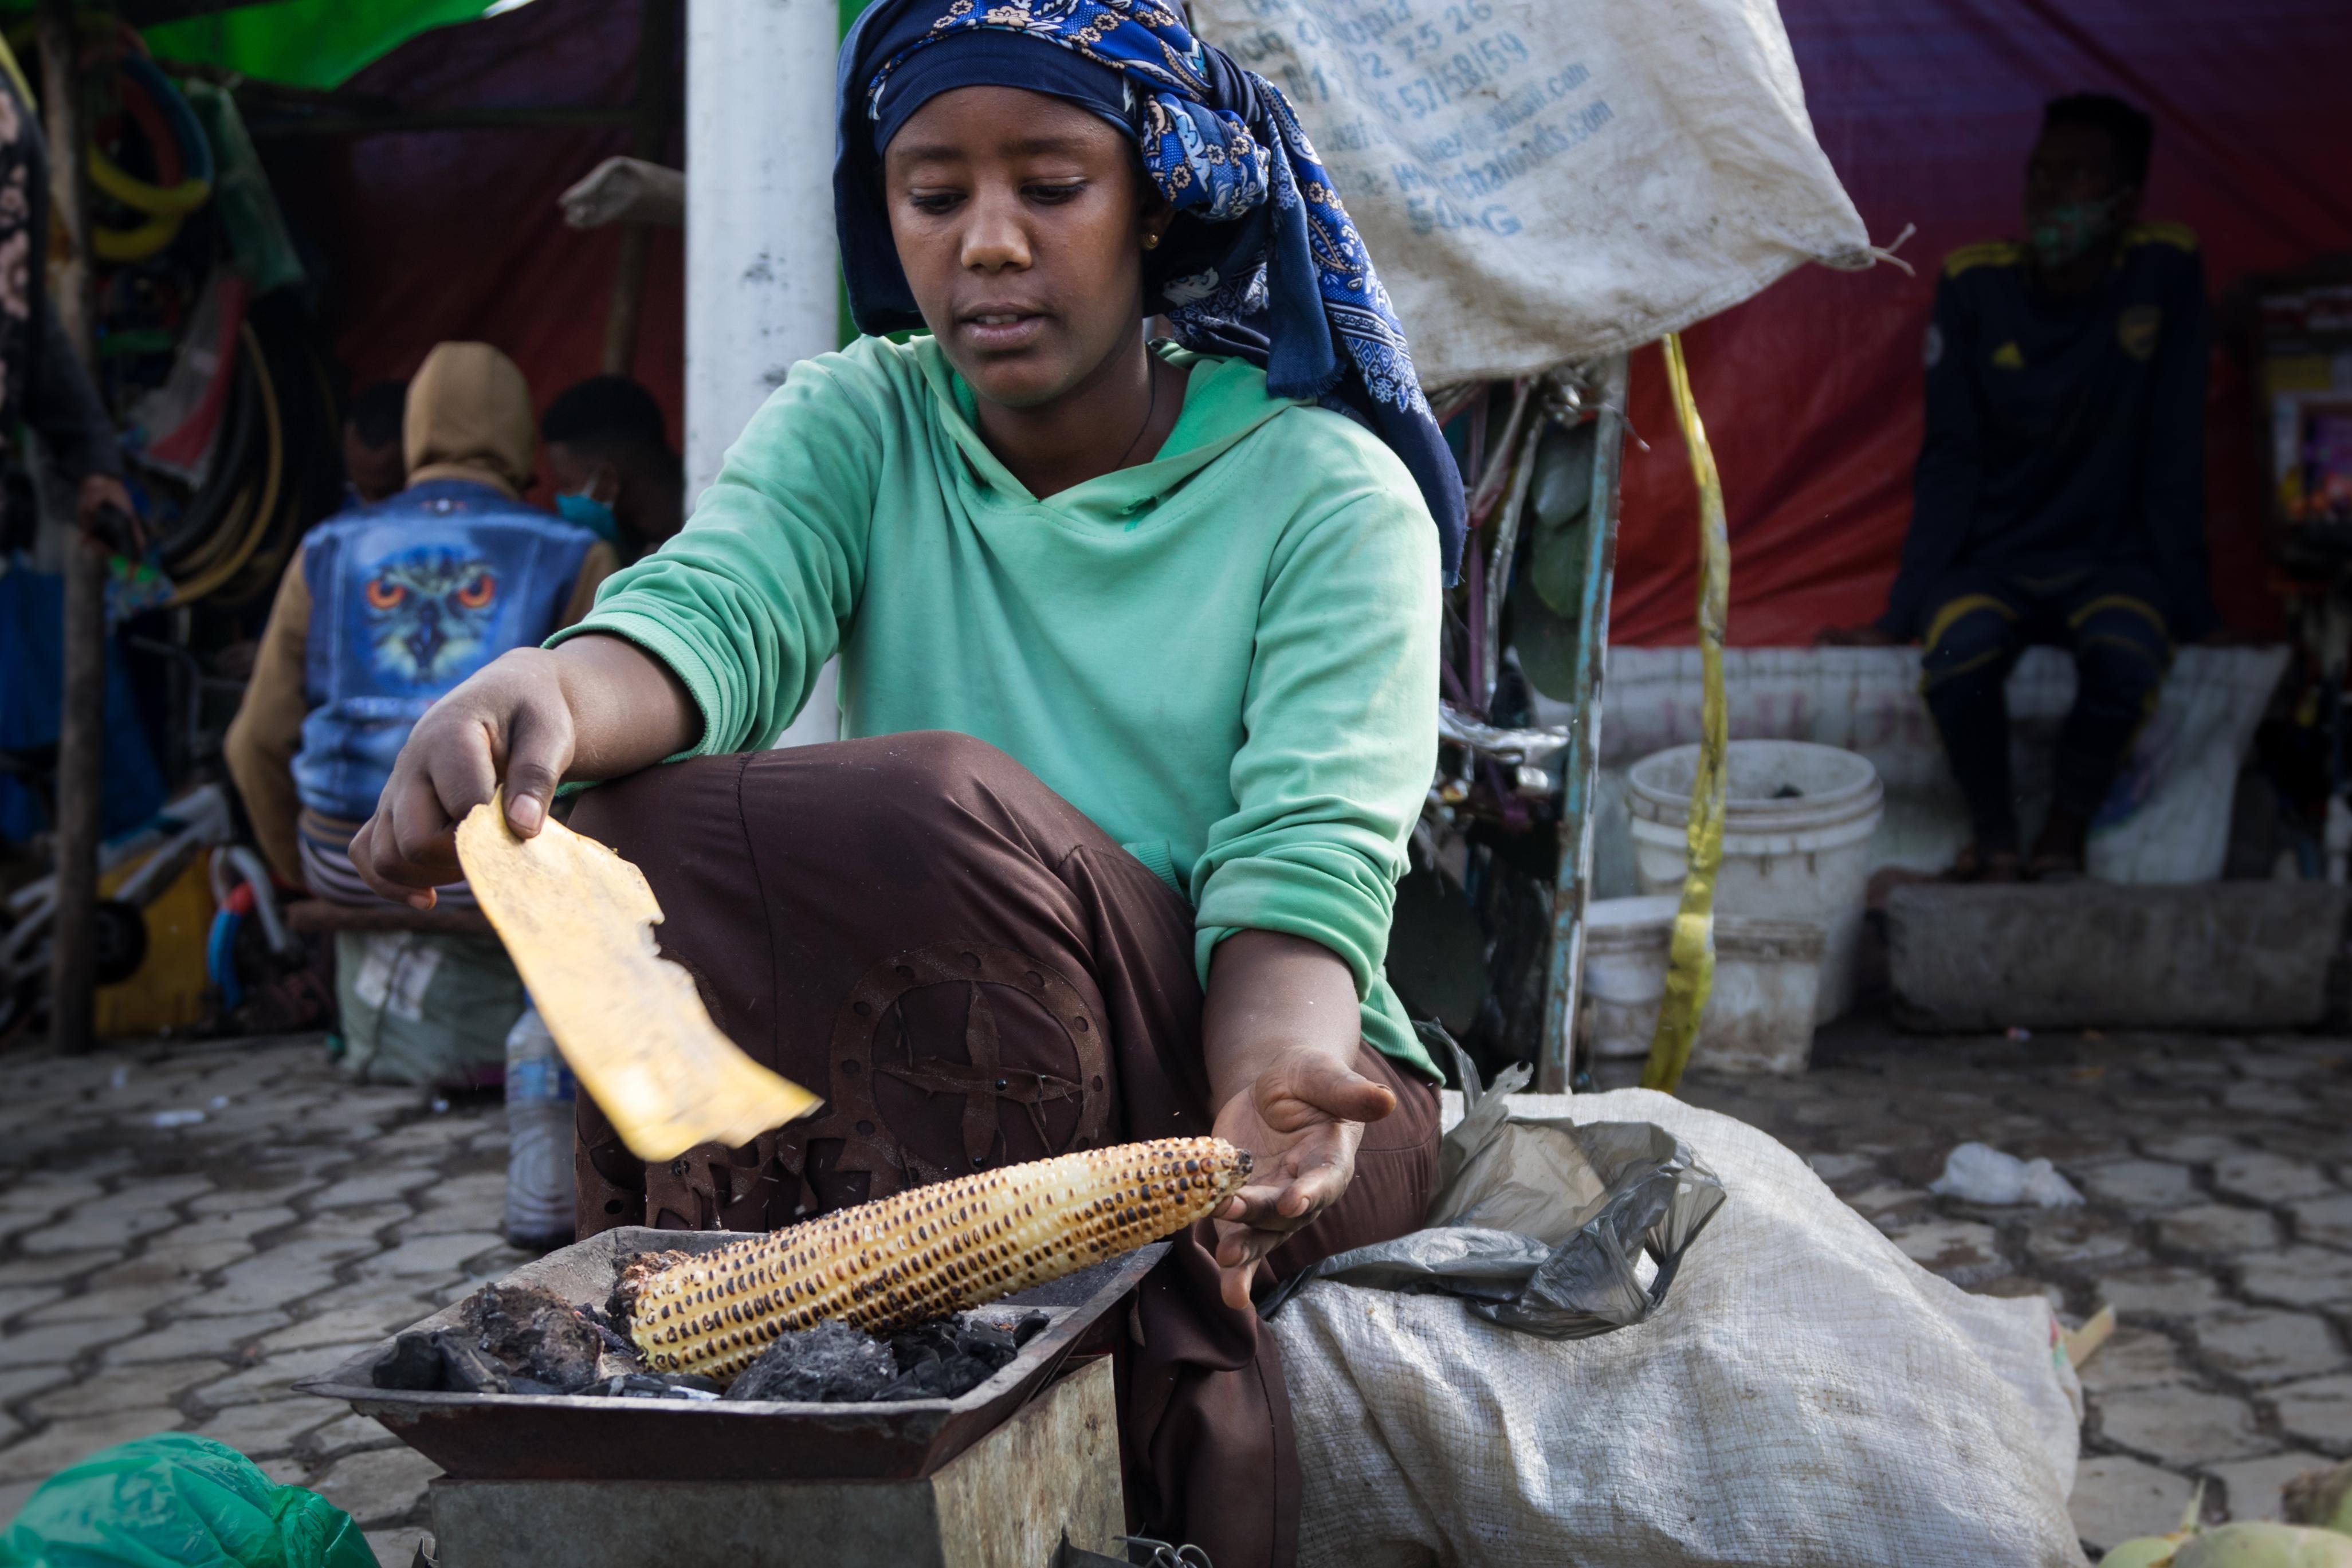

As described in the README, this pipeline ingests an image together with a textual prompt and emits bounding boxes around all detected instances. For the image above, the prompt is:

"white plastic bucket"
[1581,894,1679,1059]
[1625,740,1883,1021]
[1577,895,1827,1074]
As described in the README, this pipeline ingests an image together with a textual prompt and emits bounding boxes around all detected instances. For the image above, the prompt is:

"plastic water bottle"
[504,1004,577,1249]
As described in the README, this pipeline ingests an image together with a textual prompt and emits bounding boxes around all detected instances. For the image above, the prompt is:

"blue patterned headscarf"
[835,0,1467,580]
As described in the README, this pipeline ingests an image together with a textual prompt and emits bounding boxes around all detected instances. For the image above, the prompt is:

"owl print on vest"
[362,547,500,685]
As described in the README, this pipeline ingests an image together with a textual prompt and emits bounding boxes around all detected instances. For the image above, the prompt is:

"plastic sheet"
[1261,1046,1726,1338]
[0,1433,374,1568]
[1928,1141,2086,1208]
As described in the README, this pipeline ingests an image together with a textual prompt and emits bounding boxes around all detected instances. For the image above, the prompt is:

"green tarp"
[142,0,501,91]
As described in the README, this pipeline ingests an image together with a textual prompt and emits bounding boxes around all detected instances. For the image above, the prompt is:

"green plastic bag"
[0,1434,375,1568]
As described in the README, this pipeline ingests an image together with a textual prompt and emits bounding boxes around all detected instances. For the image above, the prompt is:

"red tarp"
[257,0,682,506]
[1608,0,2352,646]
[270,0,2349,637]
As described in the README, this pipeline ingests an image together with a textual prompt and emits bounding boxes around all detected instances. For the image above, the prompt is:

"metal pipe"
[41,0,103,1054]
[1480,414,1542,714]
[1537,354,1631,1093]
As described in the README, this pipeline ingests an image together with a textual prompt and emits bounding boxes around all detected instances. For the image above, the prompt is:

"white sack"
[1273,1088,2087,1567]
[1188,0,1871,384]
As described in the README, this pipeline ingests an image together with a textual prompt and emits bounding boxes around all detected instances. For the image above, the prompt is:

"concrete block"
[2079,1328,2193,1393]
[2239,1247,2352,1313]
[2079,1160,2202,1212]
[0,1407,187,1482]
[1888,1218,2007,1286]
[2212,1153,2336,1205]
[2096,1265,2234,1323]
[2293,1193,2352,1250]
[2160,1204,2283,1257]
[314,1445,443,1527]
[190,1396,337,1460]
[429,1358,1123,1568]
[2071,1453,2198,1554]
[2204,1449,2338,1523]
[2097,1382,2270,1465]
[2191,1308,2349,1385]
[100,1312,289,1367]
[2268,1374,2352,1456]
[1887,883,2347,1031]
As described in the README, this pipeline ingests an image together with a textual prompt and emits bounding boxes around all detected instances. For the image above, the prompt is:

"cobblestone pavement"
[1666,1025,2352,1556]
[0,1035,525,1567]
[0,1027,2345,1565]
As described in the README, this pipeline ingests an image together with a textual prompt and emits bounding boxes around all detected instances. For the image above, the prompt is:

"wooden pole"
[602,0,676,376]
[39,0,105,1055]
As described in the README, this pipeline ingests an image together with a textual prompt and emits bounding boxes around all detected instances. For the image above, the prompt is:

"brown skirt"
[567,732,1439,1568]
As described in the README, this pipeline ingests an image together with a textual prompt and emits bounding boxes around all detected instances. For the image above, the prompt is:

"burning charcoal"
[723,1319,896,1403]
[889,1319,961,1373]
[957,1315,1020,1372]
[873,1310,1051,1401]
[435,1331,511,1394]
[372,1330,446,1391]
[459,1283,606,1392]
[663,1373,724,1396]
[877,1353,995,1401]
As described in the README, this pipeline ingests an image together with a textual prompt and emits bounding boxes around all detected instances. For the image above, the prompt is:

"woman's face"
[884,85,1160,410]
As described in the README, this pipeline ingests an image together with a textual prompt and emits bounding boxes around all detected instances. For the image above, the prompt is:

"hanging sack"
[1187,0,1872,382]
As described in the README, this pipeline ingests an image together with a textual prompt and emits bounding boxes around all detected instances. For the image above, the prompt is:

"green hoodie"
[555,334,1440,1078]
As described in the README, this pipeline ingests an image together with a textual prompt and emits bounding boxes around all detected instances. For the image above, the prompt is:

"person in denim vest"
[225,343,616,901]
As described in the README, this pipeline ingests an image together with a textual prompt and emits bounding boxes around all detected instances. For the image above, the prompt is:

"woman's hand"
[348,635,697,906]
[1200,929,1395,1310]
[1209,1045,1395,1309]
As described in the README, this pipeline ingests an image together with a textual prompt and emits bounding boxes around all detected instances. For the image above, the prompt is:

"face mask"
[2028,194,2121,269]
[555,489,621,544]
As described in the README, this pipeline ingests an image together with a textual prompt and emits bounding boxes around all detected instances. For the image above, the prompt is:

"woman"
[351,2,1462,1560]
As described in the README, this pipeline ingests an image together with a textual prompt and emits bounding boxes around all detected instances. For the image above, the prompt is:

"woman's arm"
[1190,452,1441,1308]
[351,343,901,902]
[1202,929,1397,1309]
[348,634,698,905]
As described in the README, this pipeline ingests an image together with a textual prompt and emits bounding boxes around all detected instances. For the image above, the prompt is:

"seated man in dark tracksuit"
[1823,93,2213,879]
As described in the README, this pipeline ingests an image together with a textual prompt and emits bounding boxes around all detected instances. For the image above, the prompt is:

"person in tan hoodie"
[225,343,615,901]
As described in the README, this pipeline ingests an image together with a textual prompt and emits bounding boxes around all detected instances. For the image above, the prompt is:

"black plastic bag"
[1260,1044,1727,1338]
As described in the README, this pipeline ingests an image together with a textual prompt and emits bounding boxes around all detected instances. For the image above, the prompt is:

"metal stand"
[427,1357,1123,1568]
[1538,353,1631,1092]
[38,0,103,1055]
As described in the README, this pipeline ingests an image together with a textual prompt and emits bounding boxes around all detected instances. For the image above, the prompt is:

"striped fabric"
[297,808,476,909]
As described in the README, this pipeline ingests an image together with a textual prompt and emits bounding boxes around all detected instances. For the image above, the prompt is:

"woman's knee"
[564,752,745,858]
[857,729,1038,799]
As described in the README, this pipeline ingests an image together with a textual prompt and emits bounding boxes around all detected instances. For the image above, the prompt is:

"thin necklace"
[1111,359,1163,470]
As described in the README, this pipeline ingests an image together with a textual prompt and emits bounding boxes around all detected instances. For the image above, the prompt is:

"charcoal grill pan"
[294,1228,1164,1483]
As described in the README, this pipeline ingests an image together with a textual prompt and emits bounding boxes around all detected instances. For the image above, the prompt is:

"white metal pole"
[686,0,841,746]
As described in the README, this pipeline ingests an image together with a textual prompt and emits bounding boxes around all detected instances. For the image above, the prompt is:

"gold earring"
[1142,231,1161,250]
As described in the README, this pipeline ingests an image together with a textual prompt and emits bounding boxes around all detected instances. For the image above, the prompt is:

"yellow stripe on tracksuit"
[1922,593,2019,655]
[2066,594,2169,639]
[2068,595,2173,716]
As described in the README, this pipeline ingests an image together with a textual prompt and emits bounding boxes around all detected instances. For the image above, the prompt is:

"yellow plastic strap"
[1642,333,1729,1096]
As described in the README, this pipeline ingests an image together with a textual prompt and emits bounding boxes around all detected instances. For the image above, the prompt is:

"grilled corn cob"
[626,1137,1252,1380]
